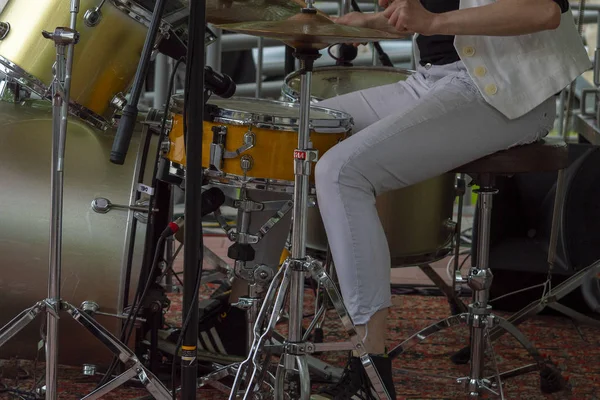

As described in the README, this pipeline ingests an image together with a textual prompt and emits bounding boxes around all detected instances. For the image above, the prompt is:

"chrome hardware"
[80,301,100,315]
[84,0,106,27]
[134,199,152,224]
[111,92,127,110]
[209,127,256,171]
[254,264,275,285]
[209,126,227,171]
[91,197,157,214]
[240,154,254,172]
[160,140,171,155]
[82,364,97,376]
[0,22,10,40]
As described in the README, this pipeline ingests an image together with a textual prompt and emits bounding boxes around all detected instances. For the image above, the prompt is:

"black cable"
[97,56,185,388]
[170,256,204,399]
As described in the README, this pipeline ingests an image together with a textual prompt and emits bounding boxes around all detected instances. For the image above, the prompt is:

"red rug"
[2,284,598,399]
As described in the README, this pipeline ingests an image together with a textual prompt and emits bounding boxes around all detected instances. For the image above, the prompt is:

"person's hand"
[331,12,371,28]
[382,0,437,35]
[332,12,372,46]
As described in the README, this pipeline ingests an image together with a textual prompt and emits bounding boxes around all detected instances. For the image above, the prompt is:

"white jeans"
[314,61,556,325]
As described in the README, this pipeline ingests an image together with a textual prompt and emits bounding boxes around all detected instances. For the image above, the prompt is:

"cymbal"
[215,12,404,49]
[206,0,329,24]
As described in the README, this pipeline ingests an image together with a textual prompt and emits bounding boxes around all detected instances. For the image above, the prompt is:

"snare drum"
[0,0,209,130]
[283,66,457,266]
[163,95,353,191]
[283,66,413,103]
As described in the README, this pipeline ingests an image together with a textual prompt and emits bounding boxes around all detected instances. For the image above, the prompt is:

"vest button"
[474,66,487,77]
[485,84,498,95]
[463,46,475,57]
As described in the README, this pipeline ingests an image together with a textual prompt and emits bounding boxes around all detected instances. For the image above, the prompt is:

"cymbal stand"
[227,45,391,400]
[0,3,172,399]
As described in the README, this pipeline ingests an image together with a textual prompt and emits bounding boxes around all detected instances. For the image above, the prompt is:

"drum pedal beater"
[0,2,171,399]
[227,47,391,400]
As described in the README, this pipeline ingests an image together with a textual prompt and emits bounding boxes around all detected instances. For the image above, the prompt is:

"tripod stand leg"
[495,317,546,365]
[63,303,172,399]
[488,259,600,342]
[387,315,464,359]
[81,365,139,400]
[547,302,600,327]
[0,302,46,347]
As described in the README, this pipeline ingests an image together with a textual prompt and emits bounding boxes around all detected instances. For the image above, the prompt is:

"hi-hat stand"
[0,2,171,399]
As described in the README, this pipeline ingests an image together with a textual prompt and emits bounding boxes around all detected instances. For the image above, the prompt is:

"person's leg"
[313,62,555,397]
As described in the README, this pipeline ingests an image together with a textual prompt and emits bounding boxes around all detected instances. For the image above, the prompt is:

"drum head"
[284,66,413,101]
[170,95,353,133]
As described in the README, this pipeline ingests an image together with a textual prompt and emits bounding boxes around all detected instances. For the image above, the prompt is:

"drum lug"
[240,155,254,173]
[111,92,128,111]
[223,131,255,159]
[0,22,10,40]
[83,0,107,27]
[160,140,171,156]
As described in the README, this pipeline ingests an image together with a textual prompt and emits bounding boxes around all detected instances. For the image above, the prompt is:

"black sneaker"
[162,297,248,361]
[312,354,396,399]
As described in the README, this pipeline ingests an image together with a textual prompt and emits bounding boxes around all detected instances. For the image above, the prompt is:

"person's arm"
[382,0,562,36]
[332,11,411,36]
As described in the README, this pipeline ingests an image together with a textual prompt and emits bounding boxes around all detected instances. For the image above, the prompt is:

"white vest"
[454,0,591,119]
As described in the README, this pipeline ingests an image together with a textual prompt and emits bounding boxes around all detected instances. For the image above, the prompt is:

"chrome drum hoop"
[282,66,415,103]
[110,0,217,45]
[170,95,354,134]
[203,168,306,194]
[0,56,110,130]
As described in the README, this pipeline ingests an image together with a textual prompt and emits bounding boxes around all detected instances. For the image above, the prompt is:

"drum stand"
[0,3,171,399]
[226,45,391,400]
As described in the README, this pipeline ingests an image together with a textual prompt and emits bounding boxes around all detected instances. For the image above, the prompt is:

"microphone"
[204,66,236,98]
[110,0,168,165]
[336,43,358,66]
[170,187,226,243]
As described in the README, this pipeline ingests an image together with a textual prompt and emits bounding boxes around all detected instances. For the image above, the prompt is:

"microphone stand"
[179,0,206,398]
[109,0,168,165]
[0,2,171,400]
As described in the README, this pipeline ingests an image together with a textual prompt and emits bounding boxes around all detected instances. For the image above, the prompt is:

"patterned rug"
[1,284,599,399]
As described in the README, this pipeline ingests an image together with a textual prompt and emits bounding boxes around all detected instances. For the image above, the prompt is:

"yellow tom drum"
[164,95,353,191]
[0,0,206,130]
[283,66,457,266]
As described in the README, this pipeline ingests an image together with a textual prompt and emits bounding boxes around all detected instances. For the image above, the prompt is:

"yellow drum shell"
[0,0,147,119]
[165,97,352,185]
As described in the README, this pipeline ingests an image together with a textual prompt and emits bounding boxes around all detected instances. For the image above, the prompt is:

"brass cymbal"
[215,12,403,49]
[206,0,329,24]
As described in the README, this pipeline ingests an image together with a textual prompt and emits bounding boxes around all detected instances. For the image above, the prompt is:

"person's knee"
[315,151,340,191]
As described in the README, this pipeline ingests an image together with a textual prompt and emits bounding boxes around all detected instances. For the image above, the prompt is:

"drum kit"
[0,0,573,399]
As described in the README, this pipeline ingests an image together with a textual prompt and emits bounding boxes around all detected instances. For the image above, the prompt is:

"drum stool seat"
[453,137,569,175]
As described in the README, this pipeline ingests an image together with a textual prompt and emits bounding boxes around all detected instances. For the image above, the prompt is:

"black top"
[417,0,571,66]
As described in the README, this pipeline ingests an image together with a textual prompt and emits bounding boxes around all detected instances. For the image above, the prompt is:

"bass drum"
[0,100,155,366]
[283,66,457,266]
